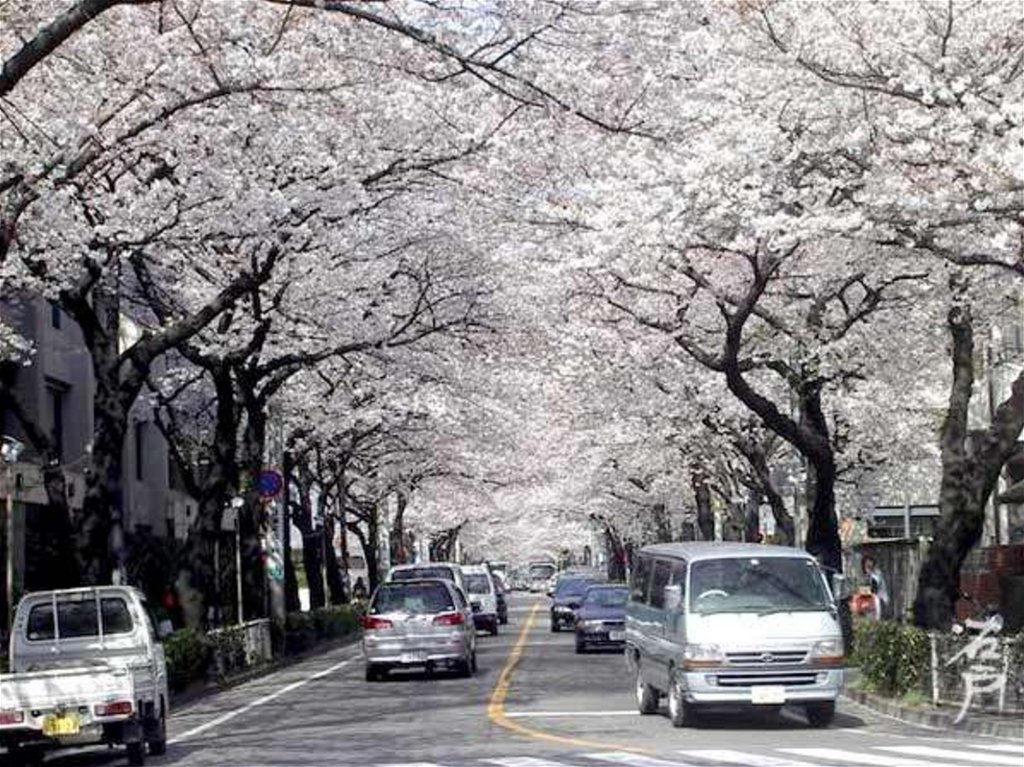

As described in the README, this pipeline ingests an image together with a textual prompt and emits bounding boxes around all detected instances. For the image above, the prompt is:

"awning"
[998,478,1024,504]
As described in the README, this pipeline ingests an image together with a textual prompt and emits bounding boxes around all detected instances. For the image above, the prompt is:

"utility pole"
[1,436,25,634]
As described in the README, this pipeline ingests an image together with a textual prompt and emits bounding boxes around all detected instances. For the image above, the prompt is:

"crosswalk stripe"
[679,749,819,766]
[965,744,1024,755]
[584,752,700,767]
[781,747,955,766]
[876,746,1023,765]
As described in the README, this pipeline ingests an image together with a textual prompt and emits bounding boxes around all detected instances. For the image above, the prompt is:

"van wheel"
[806,701,835,728]
[668,669,692,727]
[634,665,658,715]
[127,740,146,766]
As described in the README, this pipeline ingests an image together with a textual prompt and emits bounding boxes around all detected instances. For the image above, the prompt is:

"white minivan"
[625,542,845,728]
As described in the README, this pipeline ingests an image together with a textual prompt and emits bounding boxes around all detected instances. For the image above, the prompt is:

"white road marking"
[484,758,581,767]
[169,657,355,744]
[680,749,819,766]
[967,744,1024,754]
[781,747,961,766]
[585,752,701,767]
[505,710,637,718]
[877,746,1023,765]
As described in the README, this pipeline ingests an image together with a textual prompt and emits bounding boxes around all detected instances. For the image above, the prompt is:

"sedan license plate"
[751,686,786,705]
[43,713,81,737]
[608,631,625,641]
[400,651,428,664]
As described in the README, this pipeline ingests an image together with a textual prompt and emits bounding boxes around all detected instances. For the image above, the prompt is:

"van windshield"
[689,557,831,615]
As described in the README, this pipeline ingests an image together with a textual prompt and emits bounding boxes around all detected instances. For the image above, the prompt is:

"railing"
[923,628,1024,719]
[206,619,272,680]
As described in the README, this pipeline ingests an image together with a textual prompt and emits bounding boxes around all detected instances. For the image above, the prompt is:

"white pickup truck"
[0,586,169,766]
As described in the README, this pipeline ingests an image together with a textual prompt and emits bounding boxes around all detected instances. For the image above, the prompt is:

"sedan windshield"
[583,587,628,608]
[689,557,831,615]
[371,583,454,615]
[465,574,491,594]
[392,567,455,583]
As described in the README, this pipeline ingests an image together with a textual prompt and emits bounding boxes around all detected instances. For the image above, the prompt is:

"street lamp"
[2,436,25,634]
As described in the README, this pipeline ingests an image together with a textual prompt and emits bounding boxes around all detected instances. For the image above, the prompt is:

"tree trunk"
[323,513,346,605]
[914,304,1024,629]
[239,402,268,619]
[692,470,714,541]
[390,491,407,565]
[744,491,760,542]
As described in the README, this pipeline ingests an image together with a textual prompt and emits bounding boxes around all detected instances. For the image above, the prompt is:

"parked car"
[550,574,605,632]
[386,562,467,597]
[0,586,170,766]
[626,542,845,729]
[574,583,629,653]
[362,579,477,681]
[461,564,500,636]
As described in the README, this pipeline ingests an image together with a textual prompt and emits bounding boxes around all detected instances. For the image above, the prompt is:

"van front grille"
[715,672,819,687]
[725,649,807,665]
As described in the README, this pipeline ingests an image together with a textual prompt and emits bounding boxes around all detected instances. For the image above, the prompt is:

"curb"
[843,688,1024,740]
[170,633,361,708]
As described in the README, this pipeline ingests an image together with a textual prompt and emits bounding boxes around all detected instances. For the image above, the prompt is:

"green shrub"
[164,628,212,692]
[852,619,930,698]
[279,605,360,655]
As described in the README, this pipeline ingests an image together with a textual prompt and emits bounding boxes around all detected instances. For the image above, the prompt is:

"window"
[649,560,672,609]
[671,560,688,603]
[27,597,134,641]
[465,574,491,595]
[46,383,66,462]
[630,555,653,604]
[134,421,145,481]
[370,583,455,615]
[391,566,454,583]
[49,301,61,330]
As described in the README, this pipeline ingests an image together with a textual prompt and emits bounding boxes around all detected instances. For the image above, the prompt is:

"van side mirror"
[157,620,174,639]
[830,574,848,600]
[664,584,683,611]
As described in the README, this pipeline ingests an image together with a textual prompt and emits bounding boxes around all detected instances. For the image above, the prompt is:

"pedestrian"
[353,577,368,601]
[861,554,890,619]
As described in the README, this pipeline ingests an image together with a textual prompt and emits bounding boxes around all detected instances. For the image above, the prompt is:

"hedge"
[165,604,361,693]
[849,619,931,698]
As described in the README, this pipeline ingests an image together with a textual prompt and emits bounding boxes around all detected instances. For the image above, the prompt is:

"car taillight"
[361,615,394,630]
[94,701,133,717]
[433,612,465,626]
[0,711,24,725]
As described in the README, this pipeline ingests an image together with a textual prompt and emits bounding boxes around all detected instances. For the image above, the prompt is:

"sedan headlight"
[808,638,844,665]
[682,643,724,670]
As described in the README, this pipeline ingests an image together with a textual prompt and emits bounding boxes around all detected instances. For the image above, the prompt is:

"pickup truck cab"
[0,586,169,766]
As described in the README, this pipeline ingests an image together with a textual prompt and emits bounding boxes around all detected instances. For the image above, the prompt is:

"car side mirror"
[664,584,683,611]
[157,619,174,639]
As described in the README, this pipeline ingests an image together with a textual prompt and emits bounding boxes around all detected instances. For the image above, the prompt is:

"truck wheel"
[127,740,146,766]
[148,709,168,756]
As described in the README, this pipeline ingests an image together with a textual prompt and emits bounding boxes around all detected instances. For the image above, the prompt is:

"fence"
[924,628,1024,717]
[206,619,273,680]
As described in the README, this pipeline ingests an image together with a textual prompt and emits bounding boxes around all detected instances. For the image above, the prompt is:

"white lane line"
[781,748,957,766]
[484,759,581,767]
[169,657,355,744]
[680,750,819,767]
[967,744,1024,754]
[505,710,637,718]
[877,746,1023,765]
[584,752,700,767]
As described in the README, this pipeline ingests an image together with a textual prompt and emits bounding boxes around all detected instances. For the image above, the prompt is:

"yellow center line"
[486,602,654,754]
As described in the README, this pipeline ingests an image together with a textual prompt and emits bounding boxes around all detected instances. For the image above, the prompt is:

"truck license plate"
[751,686,786,705]
[43,713,81,737]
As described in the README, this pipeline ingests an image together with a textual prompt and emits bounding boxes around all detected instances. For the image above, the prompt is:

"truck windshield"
[689,557,831,615]
[27,597,134,641]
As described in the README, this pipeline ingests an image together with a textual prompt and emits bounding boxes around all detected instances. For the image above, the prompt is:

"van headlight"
[682,643,724,669]
[808,638,844,665]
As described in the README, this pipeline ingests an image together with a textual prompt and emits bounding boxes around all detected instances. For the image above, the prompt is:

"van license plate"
[751,686,786,705]
[608,631,625,641]
[43,713,81,737]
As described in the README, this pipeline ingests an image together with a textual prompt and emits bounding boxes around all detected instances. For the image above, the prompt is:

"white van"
[625,542,845,728]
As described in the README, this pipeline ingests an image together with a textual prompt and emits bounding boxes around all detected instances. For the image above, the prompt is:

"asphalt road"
[25,593,1024,766]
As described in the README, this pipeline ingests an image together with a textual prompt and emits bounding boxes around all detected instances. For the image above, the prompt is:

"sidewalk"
[843,684,1024,740]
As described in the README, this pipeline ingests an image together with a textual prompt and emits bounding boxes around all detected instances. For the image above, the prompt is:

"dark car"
[574,584,628,653]
[550,575,604,632]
